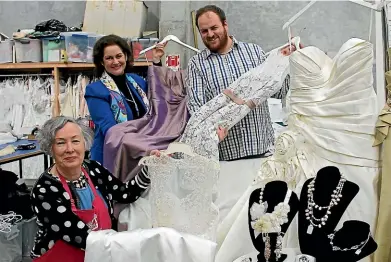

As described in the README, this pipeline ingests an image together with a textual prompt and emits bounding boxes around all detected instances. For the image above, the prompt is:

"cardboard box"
[83,0,148,38]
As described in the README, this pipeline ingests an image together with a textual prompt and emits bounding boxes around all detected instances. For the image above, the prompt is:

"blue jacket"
[84,73,148,164]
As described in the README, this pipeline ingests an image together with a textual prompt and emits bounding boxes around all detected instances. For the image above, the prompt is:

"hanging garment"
[215,38,380,262]
[138,144,220,241]
[5,79,25,138]
[79,76,89,118]
[372,79,391,262]
[22,77,51,131]
[84,227,217,262]
[179,47,290,161]
[103,66,188,182]
[60,77,75,118]
[0,76,53,179]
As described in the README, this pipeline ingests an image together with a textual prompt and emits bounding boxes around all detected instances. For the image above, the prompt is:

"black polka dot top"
[30,159,150,258]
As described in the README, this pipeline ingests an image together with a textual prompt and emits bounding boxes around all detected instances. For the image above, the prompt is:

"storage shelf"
[0,61,151,70]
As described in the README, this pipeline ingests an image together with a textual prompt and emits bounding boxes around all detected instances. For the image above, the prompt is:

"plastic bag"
[0,223,23,262]
[35,19,67,32]
[22,217,38,257]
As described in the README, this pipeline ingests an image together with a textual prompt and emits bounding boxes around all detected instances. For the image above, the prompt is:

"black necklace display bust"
[296,165,378,262]
[248,181,299,262]
[326,220,377,261]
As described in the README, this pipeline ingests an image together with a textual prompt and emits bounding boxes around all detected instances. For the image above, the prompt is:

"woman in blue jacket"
[85,34,166,164]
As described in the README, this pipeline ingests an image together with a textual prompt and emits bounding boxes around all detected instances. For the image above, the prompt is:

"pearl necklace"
[250,187,292,262]
[305,175,346,234]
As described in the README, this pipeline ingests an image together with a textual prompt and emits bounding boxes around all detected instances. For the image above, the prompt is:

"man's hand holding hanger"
[280,36,305,56]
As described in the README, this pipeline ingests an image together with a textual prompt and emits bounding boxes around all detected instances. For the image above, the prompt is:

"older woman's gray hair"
[37,116,93,156]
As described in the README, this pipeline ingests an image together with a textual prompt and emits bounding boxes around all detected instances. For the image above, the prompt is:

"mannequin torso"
[248,181,299,262]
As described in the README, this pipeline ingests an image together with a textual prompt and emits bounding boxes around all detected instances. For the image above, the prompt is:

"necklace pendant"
[307,225,314,234]
[355,249,361,255]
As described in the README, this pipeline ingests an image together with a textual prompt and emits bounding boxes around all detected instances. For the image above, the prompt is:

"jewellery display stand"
[326,220,377,261]
[298,166,377,262]
[248,181,299,262]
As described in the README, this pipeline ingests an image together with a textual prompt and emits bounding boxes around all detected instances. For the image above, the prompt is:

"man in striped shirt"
[185,5,291,161]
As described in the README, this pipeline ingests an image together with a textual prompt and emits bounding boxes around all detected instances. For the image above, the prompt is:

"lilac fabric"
[103,65,188,183]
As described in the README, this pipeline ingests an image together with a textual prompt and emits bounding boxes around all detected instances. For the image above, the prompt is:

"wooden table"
[0,139,51,178]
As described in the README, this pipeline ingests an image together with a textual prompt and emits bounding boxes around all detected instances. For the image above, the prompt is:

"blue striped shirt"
[185,37,289,161]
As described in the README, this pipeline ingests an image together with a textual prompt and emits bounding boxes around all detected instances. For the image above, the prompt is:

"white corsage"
[250,202,290,233]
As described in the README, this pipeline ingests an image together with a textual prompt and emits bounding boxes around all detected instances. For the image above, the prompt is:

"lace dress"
[139,151,220,241]
[179,48,290,161]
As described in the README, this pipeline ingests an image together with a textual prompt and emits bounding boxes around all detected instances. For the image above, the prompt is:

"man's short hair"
[196,5,226,28]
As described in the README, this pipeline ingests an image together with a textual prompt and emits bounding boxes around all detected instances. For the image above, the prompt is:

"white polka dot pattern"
[30,160,149,258]
[63,192,70,200]
[77,221,85,229]
[63,235,70,242]
[51,224,60,232]
[57,206,66,213]
[42,202,51,210]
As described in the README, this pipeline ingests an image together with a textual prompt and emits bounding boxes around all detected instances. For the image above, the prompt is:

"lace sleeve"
[242,49,290,107]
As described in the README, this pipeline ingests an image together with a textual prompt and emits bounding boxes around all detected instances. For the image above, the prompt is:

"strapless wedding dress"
[216,38,380,262]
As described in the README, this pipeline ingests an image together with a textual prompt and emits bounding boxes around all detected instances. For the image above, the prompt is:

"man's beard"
[203,29,229,53]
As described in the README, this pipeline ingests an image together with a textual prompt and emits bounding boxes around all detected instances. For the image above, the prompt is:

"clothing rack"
[0,73,53,78]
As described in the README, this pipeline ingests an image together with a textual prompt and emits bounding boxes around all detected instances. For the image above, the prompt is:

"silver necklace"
[328,231,370,255]
[125,82,140,117]
[305,175,346,234]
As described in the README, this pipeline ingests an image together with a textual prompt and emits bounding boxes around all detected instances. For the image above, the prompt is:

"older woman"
[30,116,156,262]
[85,34,166,165]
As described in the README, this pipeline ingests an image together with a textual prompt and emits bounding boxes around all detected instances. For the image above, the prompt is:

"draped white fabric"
[215,38,380,262]
[85,228,217,262]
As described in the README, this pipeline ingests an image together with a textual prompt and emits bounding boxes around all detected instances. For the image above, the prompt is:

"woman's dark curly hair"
[92,34,134,77]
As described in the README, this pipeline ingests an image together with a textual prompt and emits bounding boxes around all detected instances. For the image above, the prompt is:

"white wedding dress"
[217,38,380,262]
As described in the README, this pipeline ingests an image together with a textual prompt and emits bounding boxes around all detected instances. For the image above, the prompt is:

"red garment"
[33,168,112,262]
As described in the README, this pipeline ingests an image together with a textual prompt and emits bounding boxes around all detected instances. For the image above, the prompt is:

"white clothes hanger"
[265,36,301,56]
[137,142,195,166]
[283,0,384,30]
[139,35,201,55]
[164,142,195,156]
[282,1,318,30]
